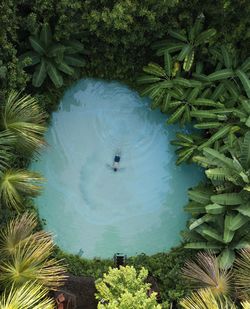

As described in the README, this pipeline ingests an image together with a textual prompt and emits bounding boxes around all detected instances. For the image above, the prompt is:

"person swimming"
[113,154,121,172]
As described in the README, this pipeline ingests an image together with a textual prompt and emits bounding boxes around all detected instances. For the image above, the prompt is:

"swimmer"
[113,153,121,172]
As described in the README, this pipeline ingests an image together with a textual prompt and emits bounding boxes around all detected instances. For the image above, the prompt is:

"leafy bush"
[95,265,161,308]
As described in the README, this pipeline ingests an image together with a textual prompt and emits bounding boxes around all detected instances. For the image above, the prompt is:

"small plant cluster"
[137,17,250,268]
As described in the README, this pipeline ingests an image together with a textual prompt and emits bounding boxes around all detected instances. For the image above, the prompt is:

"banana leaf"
[188,188,212,204]
[208,69,234,82]
[64,55,85,67]
[40,23,52,47]
[218,248,235,269]
[236,69,250,98]
[29,36,46,55]
[32,60,47,87]
[195,28,216,45]
[47,62,63,88]
[211,193,244,205]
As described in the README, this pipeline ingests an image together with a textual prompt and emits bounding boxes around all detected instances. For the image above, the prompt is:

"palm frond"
[0,131,16,174]
[179,288,237,309]
[0,281,54,309]
[0,213,67,289]
[0,212,37,257]
[182,251,232,297]
[234,249,250,299]
[0,169,44,210]
[241,301,250,309]
[2,91,47,155]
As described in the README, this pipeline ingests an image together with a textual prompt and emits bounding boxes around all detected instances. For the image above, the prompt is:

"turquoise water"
[31,79,202,258]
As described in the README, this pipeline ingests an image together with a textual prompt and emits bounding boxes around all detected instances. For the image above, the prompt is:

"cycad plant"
[0,212,67,289]
[20,23,86,88]
[0,281,54,309]
[0,169,44,211]
[1,91,47,155]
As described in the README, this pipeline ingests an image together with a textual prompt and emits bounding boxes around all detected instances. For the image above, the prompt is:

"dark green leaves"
[32,60,47,88]
[20,22,86,88]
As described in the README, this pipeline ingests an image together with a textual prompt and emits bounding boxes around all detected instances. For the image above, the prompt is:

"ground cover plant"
[0,0,250,307]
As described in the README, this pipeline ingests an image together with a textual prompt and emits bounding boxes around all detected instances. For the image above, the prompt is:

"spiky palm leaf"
[0,131,16,174]
[234,249,250,299]
[182,251,232,296]
[0,212,45,257]
[2,91,46,155]
[0,169,44,210]
[0,213,67,289]
[241,301,250,309]
[0,281,54,309]
[179,288,236,309]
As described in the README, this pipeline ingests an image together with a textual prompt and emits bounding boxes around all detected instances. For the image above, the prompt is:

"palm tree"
[0,169,44,211]
[1,91,47,155]
[0,281,54,309]
[0,213,67,289]
[182,251,232,297]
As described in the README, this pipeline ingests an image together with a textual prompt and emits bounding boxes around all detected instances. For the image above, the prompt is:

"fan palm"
[0,213,67,289]
[0,212,45,257]
[0,169,44,211]
[1,91,47,155]
[234,249,250,299]
[182,251,232,297]
[0,281,54,309]
[179,288,236,309]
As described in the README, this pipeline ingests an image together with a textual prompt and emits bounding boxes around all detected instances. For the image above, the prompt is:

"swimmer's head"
[114,168,117,172]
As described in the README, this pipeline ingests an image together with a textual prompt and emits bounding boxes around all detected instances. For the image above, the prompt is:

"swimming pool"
[31,79,202,258]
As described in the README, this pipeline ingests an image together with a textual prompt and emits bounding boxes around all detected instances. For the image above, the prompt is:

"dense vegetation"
[137,17,250,269]
[0,0,250,307]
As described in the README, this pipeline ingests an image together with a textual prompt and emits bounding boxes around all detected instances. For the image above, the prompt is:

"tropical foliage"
[138,17,250,267]
[0,0,250,307]
[95,266,161,308]
[20,23,86,88]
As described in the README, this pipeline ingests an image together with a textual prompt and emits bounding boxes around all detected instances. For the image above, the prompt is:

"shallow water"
[31,79,202,258]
